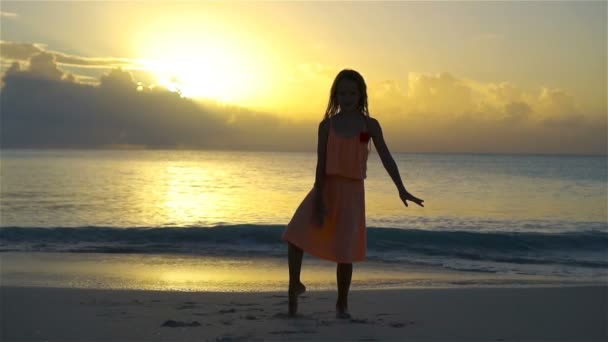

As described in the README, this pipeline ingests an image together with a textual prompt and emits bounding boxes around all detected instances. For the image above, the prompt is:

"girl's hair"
[323,69,370,120]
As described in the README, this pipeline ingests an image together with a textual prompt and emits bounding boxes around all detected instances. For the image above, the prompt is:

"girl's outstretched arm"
[368,117,424,207]
[313,119,330,223]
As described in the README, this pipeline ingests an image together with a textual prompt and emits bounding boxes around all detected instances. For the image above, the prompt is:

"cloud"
[99,67,137,90]
[406,72,476,117]
[0,11,18,18]
[368,80,408,119]
[0,51,315,151]
[504,101,532,122]
[369,71,594,125]
[293,63,335,81]
[0,43,605,155]
[27,52,64,80]
[487,82,526,103]
[534,87,581,124]
[3,52,75,84]
[0,41,139,69]
[367,72,606,155]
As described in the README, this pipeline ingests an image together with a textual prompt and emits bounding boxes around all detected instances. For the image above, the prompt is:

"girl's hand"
[399,190,424,207]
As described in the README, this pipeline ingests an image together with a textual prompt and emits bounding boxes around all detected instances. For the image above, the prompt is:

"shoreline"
[2,285,606,341]
[1,251,604,293]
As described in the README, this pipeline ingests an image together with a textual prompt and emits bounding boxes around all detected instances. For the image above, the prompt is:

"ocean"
[1,149,606,291]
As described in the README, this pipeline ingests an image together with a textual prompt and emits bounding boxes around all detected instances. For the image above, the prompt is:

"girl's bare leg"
[336,262,352,318]
[288,242,306,316]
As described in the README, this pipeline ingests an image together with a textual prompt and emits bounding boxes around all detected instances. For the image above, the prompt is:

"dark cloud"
[0,44,605,155]
[28,52,64,80]
[0,41,44,60]
[0,41,137,68]
[3,52,75,83]
[99,67,137,90]
[0,52,314,151]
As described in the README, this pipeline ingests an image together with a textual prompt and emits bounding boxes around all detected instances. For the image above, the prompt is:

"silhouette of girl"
[281,69,424,318]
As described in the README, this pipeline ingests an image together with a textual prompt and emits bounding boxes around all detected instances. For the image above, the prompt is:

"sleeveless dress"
[281,116,369,263]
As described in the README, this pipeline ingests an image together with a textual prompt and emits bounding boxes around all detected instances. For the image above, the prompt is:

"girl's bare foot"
[336,302,351,319]
[288,282,306,317]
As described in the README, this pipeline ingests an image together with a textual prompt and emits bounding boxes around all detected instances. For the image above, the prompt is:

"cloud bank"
[0,41,137,69]
[1,41,605,155]
[367,72,606,155]
[0,50,312,151]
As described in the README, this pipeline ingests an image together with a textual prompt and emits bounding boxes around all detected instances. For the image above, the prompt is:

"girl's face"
[336,79,360,113]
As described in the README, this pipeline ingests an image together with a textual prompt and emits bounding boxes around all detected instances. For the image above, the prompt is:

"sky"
[0,1,606,154]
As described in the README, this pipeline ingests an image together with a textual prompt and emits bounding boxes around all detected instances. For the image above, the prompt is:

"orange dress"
[282,116,369,263]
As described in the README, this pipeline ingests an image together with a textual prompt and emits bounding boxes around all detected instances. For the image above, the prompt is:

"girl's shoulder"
[363,114,377,122]
[362,114,379,126]
[318,117,330,135]
[364,116,382,136]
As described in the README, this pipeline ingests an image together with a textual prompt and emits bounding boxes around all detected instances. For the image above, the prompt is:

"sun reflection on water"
[162,165,224,226]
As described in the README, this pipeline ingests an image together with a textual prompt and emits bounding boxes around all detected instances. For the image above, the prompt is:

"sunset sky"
[1,1,606,154]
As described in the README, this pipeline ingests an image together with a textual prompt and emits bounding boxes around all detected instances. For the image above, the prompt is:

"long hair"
[323,69,370,120]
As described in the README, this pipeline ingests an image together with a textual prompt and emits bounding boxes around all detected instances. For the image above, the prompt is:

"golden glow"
[121,5,332,115]
[162,164,227,226]
[141,48,258,102]
[135,17,276,105]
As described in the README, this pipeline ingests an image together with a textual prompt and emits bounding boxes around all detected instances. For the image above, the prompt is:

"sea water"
[1,149,606,291]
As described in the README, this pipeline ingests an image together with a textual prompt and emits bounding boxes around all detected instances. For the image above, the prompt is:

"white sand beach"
[1,285,606,341]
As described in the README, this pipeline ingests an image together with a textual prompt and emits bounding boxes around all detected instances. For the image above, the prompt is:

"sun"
[142,47,258,103]
[136,25,271,104]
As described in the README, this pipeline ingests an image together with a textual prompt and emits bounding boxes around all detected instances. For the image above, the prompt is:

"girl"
[281,69,424,319]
